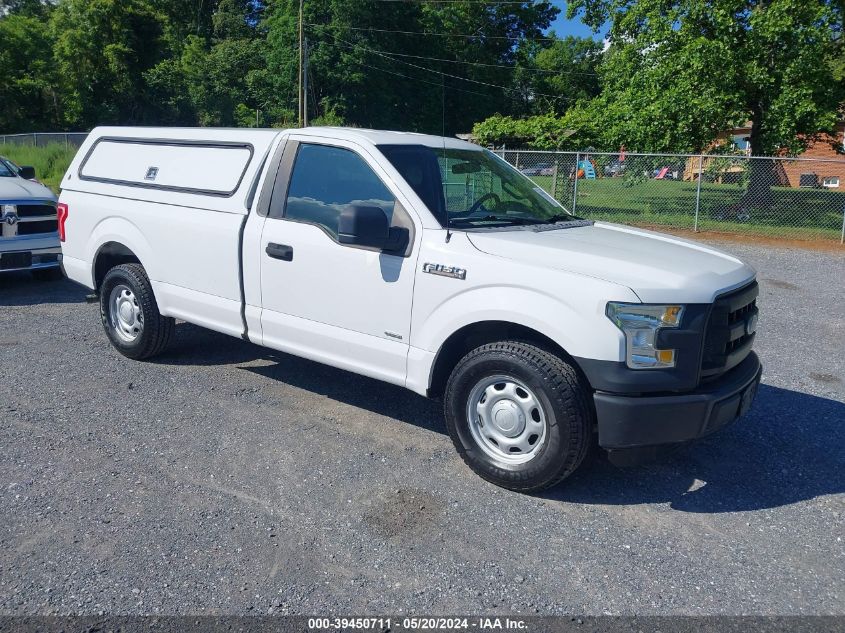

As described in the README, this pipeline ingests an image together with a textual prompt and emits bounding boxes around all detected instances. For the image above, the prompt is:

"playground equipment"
[577,160,596,179]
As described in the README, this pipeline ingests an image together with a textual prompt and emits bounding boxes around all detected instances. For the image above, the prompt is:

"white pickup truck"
[59,127,761,491]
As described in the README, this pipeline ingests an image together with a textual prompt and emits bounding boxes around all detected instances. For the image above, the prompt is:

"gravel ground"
[1,240,843,616]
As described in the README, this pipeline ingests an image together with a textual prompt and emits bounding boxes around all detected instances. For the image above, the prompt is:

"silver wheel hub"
[491,400,525,437]
[108,284,143,343]
[466,375,547,464]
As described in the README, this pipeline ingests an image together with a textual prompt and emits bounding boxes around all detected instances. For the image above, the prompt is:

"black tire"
[99,263,173,360]
[444,341,593,492]
[32,267,64,281]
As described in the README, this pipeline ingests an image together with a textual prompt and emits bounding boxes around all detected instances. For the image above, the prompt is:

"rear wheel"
[444,341,593,492]
[99,263,173,360]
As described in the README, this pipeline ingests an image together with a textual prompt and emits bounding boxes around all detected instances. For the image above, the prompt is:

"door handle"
[266,242,293,262]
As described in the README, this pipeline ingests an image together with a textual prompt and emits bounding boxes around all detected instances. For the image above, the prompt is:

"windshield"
[378,145,575,229]
[0,157,18,178]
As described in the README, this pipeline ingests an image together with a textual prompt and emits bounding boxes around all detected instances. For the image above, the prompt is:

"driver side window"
[285,144,395,238]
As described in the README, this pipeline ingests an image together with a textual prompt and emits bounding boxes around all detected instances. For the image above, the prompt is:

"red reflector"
[57,202,68,242]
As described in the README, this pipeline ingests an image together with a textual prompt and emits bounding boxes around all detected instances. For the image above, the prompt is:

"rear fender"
[86,217,157,288]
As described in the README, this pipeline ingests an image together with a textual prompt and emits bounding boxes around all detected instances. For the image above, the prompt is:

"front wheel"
[444,341,593,492]
[99,263,174,360]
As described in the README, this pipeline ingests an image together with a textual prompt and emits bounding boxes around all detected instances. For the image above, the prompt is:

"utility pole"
[298,0,304,128]
[303,37,309,127]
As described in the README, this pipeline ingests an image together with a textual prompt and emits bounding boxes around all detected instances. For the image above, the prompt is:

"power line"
[372,1,550,4]
[355,60,509,100]
[359,44,596,77]
[340,46,554,105]
[366,48,593,75]
[305,22,559,43]
[326,34,575,101]
[308,23,597,76]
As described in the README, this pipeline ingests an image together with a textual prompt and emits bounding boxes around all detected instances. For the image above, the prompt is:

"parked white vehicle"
[59,127,761,491]
[0,155,62,279]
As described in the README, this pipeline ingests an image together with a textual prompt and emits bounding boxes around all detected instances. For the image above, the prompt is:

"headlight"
[606,303,685,369]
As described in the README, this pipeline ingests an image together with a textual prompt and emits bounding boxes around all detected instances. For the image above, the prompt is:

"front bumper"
[595,352,762,450]
[0,246,63,272]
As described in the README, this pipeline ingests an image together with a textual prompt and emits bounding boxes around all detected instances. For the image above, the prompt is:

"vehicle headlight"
[606,303,685,369]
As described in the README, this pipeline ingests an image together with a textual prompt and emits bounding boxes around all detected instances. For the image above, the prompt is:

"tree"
[514,36,603,116]
[263,0,560,133]
[0,0,51,17]
[472,112,573,149]
[179,0,268,126]
[831,1,845,87]
[417,0,559,131]
[50,0,170,128]
[567,0,844,156]
[0,13,60,131]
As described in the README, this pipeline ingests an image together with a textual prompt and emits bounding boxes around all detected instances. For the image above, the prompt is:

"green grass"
[0,143,77,193]
[538,176,845,242]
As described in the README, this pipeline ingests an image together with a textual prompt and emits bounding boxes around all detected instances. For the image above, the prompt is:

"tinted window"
[378,144,573,229]
[0,158,17,178]
[285,144,395,237]
[379,145,445,224]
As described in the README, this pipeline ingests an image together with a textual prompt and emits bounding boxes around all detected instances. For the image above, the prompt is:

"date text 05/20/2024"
[307,617,528,630]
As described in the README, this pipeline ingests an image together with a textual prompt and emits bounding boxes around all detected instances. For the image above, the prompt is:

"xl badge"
[423,263,466,280]
[144,166,159,181]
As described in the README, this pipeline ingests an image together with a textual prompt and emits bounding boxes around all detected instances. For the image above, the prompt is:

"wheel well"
[427,321,573,399]
[93,242,141,291]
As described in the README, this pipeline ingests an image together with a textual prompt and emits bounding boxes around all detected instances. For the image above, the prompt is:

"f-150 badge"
[423,263,466,280]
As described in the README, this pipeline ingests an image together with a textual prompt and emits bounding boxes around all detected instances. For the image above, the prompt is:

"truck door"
[258,137,419,387]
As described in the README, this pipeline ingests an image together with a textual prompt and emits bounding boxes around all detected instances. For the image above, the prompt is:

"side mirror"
[18,166,36,180]
[338,204,408,252]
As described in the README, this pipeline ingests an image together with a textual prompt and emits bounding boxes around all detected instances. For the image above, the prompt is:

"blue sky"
[548,2,604,40]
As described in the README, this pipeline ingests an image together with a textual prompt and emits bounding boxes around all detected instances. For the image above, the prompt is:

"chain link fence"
[3,134,843,243]
[499,149,845,245]
[0,132,89,148]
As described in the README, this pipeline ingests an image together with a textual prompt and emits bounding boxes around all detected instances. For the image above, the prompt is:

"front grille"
[16,204,56,218]
[725,301,756,353]
[701,281,759,379]
[1,202,57,238]
[17,219,58,235]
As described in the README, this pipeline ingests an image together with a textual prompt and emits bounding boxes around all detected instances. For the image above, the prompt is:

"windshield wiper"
[542,214,579,224]
[449,215,543,227]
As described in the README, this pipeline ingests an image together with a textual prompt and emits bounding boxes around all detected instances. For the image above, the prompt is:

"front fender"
[412,284,631,364]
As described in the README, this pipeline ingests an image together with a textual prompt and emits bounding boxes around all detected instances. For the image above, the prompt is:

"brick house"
[720,122,845,189]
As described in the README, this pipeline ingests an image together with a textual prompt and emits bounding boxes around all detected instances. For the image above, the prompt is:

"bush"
[0,143,77,192]
[472,108,604,151]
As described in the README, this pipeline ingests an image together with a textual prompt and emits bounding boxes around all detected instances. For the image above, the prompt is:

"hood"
[466,222,756,304]
[0,176,57,202]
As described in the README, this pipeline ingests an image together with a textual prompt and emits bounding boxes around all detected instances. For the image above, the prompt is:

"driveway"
[0,240,843,615]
